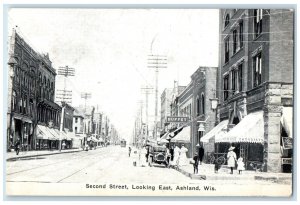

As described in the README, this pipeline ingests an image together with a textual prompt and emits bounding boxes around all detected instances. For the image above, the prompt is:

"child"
[237,157,245,174]
[192,152,199,174]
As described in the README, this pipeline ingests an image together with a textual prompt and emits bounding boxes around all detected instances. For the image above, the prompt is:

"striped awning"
[200,120,229,143]
[170,126,191,143]
[281,107,293,138]
[216,111,264,143]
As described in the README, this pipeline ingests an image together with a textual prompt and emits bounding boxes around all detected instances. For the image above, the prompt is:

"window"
[223,75,229,100]
[19,95,23,113]
[196,96,200,116]
[75,117,78,123]
[75,127,78,133]
[12,91,17,111]
[233,30,237,54]
[239,20,244,48]
[23,95,27,114]
[225,14,230,27]
[231,70,238,95]
[224,38,230,63]
[254,9,263,37]
[238,64,243,92]
[201,94,205,115]
[253,53,262,87]
[29,99,34,117]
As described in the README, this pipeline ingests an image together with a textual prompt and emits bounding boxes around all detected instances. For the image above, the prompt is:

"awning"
[281,107,293,138]
[67,131,76,140]
[170,126,191,143]
[36,125,57,140]
[91,136,99,142]
[200,120,229,143]
[46,127,60,140]
[216,111,264,143]
[161,132,171,140]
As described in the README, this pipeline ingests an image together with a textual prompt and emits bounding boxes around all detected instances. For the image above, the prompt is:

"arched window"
[201,93,205,115]
[225,14,230,27]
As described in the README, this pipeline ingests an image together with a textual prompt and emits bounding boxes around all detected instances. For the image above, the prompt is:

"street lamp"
[7,56,17,151]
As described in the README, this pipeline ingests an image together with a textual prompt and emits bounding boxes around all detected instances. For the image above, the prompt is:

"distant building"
[160,88,172,133]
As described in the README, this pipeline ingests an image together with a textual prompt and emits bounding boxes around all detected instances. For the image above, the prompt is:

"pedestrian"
[178,144,188,167]
[170,145,174,161]
[172,145,180,168]
[141,146,148,167]
[193,152,199,174]
[227,146,237,174]
[15,138,21,155]
[165,146,171,168]
[128,146,132,157]
[237,157,245,174]
[198,144,205,165]
[214,154,219,173]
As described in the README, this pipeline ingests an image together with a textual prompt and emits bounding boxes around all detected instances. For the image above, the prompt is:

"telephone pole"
[148,54,167,139]
[56,65,75,152]
[81,92,92,113]
[141,86,154,137]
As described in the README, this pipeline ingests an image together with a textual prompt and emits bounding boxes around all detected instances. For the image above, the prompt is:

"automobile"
[147,144,168,168]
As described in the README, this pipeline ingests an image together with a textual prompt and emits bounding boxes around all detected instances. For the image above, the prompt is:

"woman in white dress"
[171,145,180,167]
[178,144,188,166]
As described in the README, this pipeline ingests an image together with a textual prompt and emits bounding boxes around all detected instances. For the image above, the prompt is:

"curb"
[6,149,83,161]
[173,166,292,182]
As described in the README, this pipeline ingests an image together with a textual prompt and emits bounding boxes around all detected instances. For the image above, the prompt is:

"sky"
[7,8,219,142]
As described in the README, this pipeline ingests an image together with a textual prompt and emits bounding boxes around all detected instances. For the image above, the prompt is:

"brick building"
[7,29,62,151]
[215,9,293,172]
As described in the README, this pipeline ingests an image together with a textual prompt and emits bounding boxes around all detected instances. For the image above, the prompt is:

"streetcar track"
[6,148,109,176]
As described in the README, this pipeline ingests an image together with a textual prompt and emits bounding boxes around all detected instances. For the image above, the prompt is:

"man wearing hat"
[227,146,237,174]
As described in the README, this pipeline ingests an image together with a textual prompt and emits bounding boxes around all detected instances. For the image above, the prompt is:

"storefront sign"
[282,137,293,149]
[282,158,292,165]
[166,116,189,123]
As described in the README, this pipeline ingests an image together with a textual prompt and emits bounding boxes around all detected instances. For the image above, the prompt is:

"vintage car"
[147,144,168,167]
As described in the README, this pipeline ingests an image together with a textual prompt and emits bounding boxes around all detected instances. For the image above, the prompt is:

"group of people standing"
[167,144,189,168]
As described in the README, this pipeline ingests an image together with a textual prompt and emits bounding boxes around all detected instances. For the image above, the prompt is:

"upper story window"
[233,30,237,54]
[75,117,78,123]
[223,74,229,101]
[12,91,17,111]
[239,20,244,48]
[196,96,200,116]
[253,53,262,87]
[225,14,230,27]
[224,37,230,63]
[201,94,205,115]
[254,9,263,37]
[231,70,237,95]
[238,63,243,92]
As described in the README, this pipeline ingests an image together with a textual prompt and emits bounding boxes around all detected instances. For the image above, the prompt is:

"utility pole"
[56,66,75,105]
[148,54,167,139]
[81,92,92,113]
[56,65,75,152]
[141,86,153,141]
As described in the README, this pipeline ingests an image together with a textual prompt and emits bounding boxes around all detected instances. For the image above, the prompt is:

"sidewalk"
[173,159,292,183]
[6,148,83,161]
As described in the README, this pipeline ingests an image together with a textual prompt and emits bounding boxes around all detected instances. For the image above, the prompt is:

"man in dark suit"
[198,144,205,165]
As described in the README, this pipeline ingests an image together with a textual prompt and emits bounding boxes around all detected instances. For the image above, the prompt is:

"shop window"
[253,53,262,87]
[254,9,263,37]
[224,38,230,63]
[223,74,229,100]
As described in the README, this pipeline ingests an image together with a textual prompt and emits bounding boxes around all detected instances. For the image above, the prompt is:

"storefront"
[170,125,191,158]
[280,107,293,173]
[215,111,264,171]
[200,120,228,160]
[36,125,60,150]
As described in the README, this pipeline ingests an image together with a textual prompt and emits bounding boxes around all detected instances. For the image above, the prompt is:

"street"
[6,146,193,184]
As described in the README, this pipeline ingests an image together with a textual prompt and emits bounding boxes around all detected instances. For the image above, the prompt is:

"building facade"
[160,88,172,133]
[217,9,293,172]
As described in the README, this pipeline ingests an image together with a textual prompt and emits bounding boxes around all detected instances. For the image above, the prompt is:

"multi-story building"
[160,88,172,133]
[7,29,62,151]
[215,9,293,172]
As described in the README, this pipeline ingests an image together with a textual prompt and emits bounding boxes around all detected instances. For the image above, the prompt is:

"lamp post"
[7,56,17,151]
